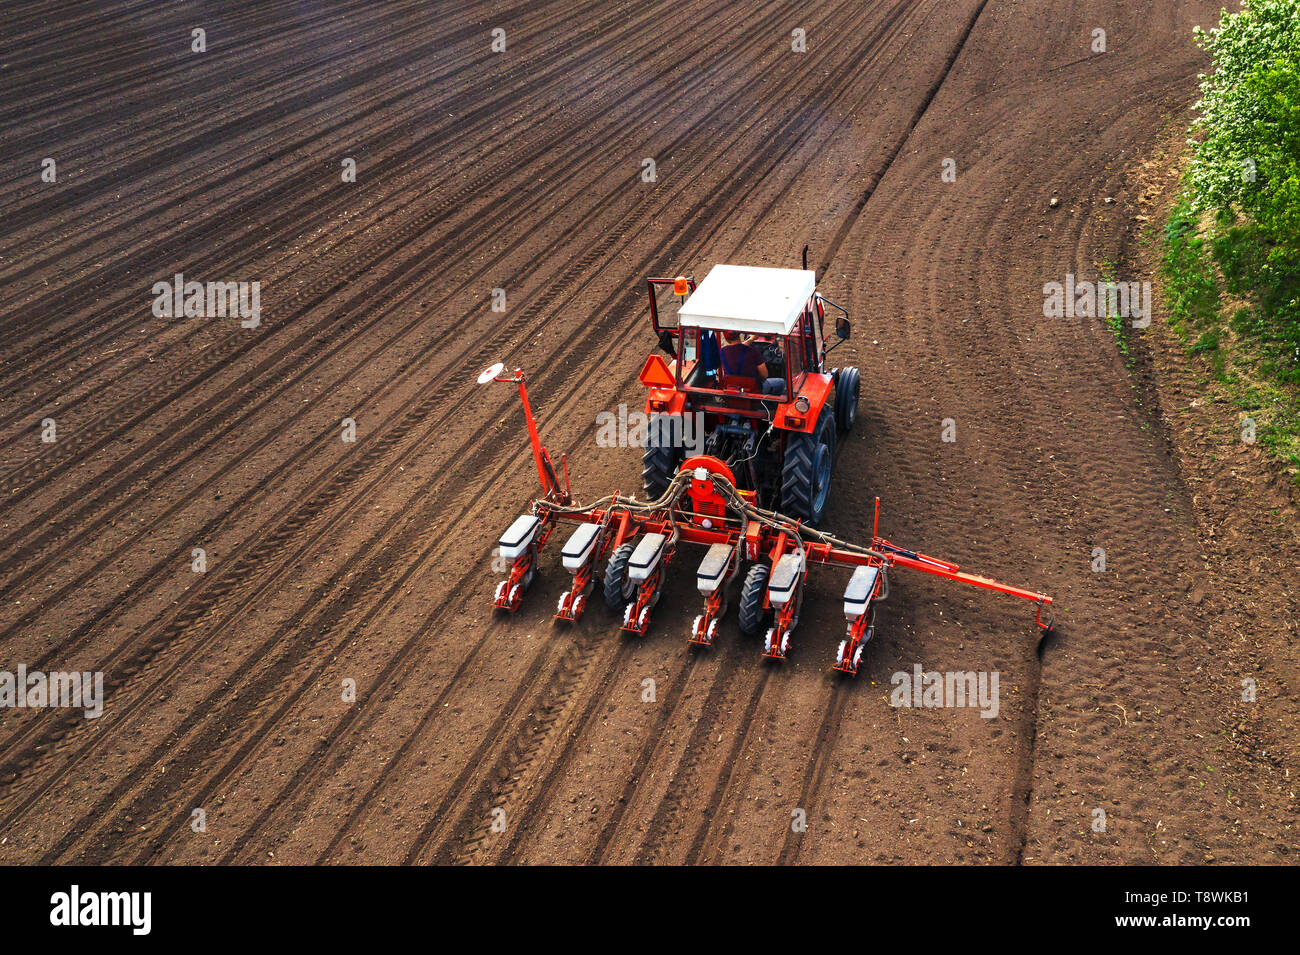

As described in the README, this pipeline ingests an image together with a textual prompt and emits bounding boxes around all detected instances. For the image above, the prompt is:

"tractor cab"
[646,265,846,397]
[640,264,859,525]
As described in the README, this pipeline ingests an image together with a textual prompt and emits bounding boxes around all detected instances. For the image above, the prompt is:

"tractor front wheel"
[738,563,771,636]
[781,408,835,525]
[603,542,637,612]
[835,366,860,431]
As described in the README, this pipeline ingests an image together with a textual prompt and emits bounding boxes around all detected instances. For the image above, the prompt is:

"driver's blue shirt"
[720,342,762,380]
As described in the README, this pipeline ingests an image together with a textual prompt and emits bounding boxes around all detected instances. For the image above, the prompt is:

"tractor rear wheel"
[835,366,860,431]
[642,416,683,500]
[642,445,680,501]
[738,563,771,636]
[780,407,835,525]
[603,542,637,612]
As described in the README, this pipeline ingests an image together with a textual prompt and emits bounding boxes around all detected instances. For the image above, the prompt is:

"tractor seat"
[720,374,758,392]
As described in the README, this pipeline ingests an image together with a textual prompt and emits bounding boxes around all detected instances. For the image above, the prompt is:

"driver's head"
[722,331,742,344]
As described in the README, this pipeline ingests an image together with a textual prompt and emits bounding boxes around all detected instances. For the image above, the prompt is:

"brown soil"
[0,0,1292,865]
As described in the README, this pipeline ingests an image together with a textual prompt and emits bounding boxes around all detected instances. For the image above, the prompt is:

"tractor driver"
[719,331,784,396]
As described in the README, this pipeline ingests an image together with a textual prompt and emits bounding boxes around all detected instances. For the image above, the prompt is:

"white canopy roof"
[678,264,816,336]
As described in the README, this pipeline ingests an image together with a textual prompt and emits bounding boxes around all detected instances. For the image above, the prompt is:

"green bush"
[1162,3,1300,480]
[1187,0,1300,362]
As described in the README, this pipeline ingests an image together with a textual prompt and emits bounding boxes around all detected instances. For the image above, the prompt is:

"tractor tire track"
[6,20,861,848]
[587,0,994,866]
[304,0,939,868]
[124,2,897,860]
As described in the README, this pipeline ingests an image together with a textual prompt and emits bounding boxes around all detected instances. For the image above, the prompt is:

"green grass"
[1098,260,1133,365]
[1160,198,1300,483]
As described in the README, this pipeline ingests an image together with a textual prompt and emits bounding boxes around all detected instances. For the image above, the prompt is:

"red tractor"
[479,262,1053,672]
[638,263,859,528]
